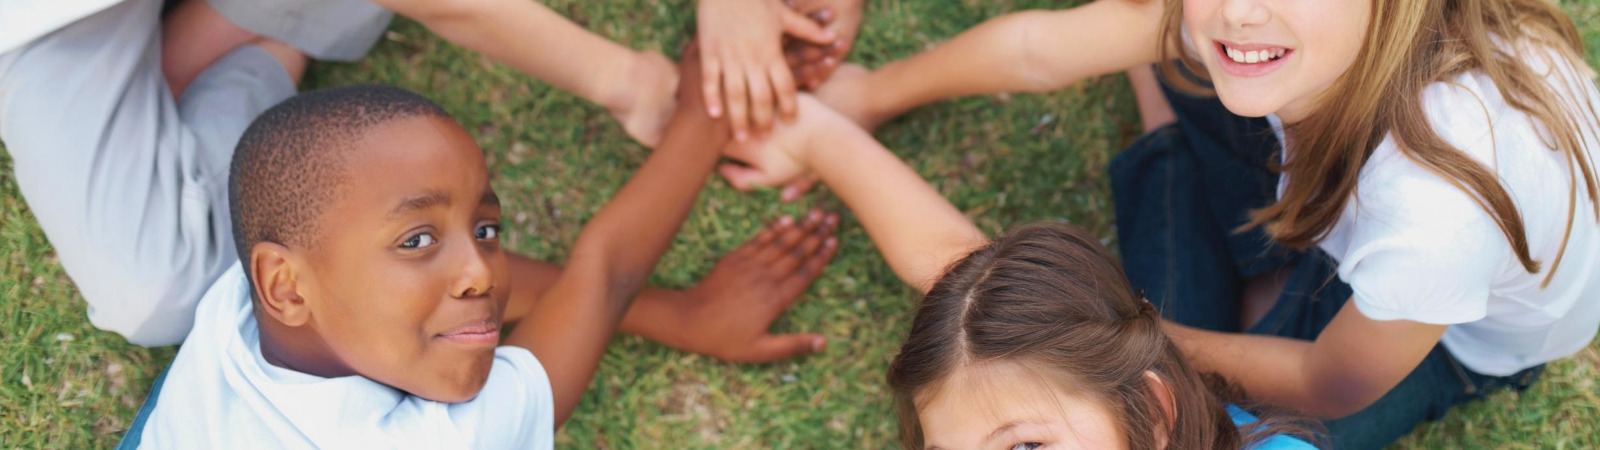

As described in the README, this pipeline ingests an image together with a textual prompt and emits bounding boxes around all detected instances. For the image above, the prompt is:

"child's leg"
[161,0,258,98]
[1111,63,1286,332]
[251,38,308,85]
[0,0,298,346]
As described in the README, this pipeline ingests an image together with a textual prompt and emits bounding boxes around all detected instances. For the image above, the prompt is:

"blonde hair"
[1159,0,1600,286]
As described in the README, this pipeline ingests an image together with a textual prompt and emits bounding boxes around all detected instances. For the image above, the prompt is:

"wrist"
[792,116,843,168]
[860,65,903,121]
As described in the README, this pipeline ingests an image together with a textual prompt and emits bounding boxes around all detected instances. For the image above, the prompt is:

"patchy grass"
[2,0,1598,448]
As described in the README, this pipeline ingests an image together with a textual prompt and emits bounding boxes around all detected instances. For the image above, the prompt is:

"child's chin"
[1215,92,1281,119]
[413,355,495,403]
[421,375,491,404]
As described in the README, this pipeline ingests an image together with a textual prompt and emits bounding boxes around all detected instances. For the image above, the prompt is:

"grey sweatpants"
[0,0,387,346]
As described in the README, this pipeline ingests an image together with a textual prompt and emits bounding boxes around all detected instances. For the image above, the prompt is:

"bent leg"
[0,0,296,346]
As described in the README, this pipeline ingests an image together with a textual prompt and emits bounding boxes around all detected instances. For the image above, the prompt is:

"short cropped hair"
[229,85,452,269]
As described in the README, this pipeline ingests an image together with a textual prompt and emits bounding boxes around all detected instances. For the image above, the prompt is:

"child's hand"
[718,94,843,201]
[697,0,838,141]
[782,0,864,90]
[672,211,840,362]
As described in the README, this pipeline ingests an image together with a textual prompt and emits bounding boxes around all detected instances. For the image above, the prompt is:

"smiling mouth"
[1213,41,1293,77]
[437,320,500,346]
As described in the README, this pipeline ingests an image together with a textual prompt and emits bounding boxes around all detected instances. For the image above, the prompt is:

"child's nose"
[1220,0,1271,29]
[452,241,496,298]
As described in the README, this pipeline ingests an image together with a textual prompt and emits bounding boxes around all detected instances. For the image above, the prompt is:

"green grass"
[2,0,1598,448]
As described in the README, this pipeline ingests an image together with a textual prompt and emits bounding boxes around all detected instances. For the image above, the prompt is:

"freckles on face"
[1183,0,1371,121]
[301,115,508,403]
[917,361,1124,450]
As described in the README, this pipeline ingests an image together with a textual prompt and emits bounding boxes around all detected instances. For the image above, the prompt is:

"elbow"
[565,239,648,305]
[1303,378,1388,420]
[1004,11,1061,93]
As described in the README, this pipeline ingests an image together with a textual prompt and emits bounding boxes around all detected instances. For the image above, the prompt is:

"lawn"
[2,0,1598,448]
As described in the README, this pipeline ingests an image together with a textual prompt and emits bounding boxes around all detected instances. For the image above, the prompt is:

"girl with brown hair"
[718,0,1600,447]
[724,94,1320,448]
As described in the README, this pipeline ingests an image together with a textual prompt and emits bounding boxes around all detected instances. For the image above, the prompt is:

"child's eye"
[475,223,500,241]
[400,233,437,249]
[1010,443,1042,450]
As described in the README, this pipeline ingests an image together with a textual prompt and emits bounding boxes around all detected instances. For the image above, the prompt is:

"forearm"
[386,0,636,103]
[802,123,986,293]
[859,1,1165,121]
[1161,321,1327,414]
[567,114,727,299]
[512,110,726,424]
[1162,311,1442,419]
[502,254,688,346]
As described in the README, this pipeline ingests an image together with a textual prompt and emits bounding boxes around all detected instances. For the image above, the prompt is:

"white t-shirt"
[1270,44,1600,376]
[0,0,125,55]
[138,263,556,449]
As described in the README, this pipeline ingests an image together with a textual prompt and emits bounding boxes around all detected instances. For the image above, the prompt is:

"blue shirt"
[1228,404,1320,449]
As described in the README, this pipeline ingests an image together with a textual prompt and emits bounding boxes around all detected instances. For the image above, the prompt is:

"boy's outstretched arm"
[727,97,986,293]
[815,0,1167,129]
[500,210,839,364]
[501,47,727,426]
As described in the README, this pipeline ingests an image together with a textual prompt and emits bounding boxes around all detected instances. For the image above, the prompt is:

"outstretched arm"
[372,0,640,108]
[501,49,726,426]
[818,0,1167,129]
[728,97,986,293]
[372,0,679,146]
[500,210,839,364]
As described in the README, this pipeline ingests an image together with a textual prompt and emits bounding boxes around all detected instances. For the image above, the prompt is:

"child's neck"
[256,312,357,379]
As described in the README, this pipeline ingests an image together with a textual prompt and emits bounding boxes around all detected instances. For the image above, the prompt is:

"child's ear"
[249,242,312,327]
[1143,370,1177,450]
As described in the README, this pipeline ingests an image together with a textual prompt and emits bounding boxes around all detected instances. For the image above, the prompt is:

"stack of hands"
[694,0,867,202]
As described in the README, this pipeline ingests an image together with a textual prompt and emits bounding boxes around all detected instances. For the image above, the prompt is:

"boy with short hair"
[2,0,842,360]
[127,50,782,447]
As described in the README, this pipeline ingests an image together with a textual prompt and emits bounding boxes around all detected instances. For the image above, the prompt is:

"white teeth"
[1223,45,1286,64]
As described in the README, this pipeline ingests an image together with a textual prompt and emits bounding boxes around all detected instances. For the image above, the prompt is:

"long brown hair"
[1158,0,1600,286]
[886,223,1319,449]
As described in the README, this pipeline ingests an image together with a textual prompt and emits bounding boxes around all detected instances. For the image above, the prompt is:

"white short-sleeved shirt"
[1270,44,1600,376]
[138,263,556,449]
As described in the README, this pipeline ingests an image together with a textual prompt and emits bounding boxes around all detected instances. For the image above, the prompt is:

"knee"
[82,274,202,347]
[73,251,224,347]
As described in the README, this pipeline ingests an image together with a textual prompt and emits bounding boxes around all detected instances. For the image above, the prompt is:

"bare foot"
[603,51,679,148]
[673,209,841,362]
[812,63,887,130]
